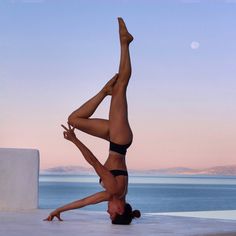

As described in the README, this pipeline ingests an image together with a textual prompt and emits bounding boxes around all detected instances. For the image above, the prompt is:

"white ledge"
[0,148,39,210]
[155,210,236,221]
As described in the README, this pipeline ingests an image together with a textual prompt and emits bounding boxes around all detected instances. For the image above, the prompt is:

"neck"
[111,195,125,204]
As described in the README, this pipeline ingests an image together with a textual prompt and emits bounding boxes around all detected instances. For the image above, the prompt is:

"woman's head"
[111,203,141,225]
[107,198,125,221]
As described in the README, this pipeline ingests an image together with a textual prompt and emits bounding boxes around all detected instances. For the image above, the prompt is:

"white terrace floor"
[0,209,236,236]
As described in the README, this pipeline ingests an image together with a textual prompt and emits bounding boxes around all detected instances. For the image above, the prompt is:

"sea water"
[39,174,236,213]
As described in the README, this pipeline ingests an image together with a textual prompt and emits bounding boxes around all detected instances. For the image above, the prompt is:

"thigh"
[71,118,110,141]
[108,86,133,144]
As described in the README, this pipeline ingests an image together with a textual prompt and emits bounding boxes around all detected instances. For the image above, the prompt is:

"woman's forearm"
[58,200,84,213]
[57,191,110,213]
[57,199,86,213]
[72,138,99,167]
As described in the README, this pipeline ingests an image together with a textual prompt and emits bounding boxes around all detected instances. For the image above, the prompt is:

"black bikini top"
[109,140,132,155]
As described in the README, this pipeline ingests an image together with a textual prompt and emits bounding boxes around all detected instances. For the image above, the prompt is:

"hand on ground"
[44,210,63,221]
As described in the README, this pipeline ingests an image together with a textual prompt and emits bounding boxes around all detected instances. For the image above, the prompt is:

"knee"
[68,115,78,128]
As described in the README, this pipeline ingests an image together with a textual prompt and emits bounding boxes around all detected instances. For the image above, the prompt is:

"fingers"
[68,123,73,130]
[61,124,69,131]
[62,123,75,131]
[63,131,69,139]
[43,215,53,221]
[62,123,76,141]
[43,214,63,222]
[56,215,63,221]
[68,122,75,131]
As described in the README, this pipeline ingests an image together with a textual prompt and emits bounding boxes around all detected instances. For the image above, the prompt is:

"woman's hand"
[61,123,77,142]
[43,209,63,221]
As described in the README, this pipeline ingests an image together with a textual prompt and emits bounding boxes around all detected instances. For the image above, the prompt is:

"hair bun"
[132,210,141,218]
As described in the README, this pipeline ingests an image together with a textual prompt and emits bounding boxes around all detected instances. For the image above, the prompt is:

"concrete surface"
[0,209,236,236]
[156,210,236,221]
[0,148,39,210]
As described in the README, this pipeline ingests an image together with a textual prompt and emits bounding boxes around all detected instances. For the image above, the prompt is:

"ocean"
[39,174,236,213]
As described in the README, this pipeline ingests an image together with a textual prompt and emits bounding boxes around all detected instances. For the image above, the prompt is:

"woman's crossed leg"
[68,18,133,145]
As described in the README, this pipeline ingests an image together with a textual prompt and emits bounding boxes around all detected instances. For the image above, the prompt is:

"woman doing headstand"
[44,17,141,225]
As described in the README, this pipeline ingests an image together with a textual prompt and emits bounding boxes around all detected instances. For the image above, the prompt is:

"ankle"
[100,89,109,97]
[120,42,130,48]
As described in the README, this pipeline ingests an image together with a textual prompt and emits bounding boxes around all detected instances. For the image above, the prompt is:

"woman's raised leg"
[68,74,118,140]
[109,17,134,144]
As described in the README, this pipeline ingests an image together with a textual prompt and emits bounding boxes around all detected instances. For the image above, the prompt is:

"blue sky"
[1,0,236,170]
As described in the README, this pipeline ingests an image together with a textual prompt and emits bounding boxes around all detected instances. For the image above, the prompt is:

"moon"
[190,41,200,49]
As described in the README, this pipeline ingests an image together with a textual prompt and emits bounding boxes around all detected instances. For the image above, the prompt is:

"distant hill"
[41,165,236,176]
[181,165,236,176]
[41,166,94,175]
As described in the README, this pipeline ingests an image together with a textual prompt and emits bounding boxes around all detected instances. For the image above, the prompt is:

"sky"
[1,0,236,170]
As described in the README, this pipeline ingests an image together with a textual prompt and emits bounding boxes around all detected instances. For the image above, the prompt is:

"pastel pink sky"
[1,0,236,170]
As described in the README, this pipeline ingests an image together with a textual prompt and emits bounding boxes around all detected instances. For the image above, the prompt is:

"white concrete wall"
[0,148,39,210]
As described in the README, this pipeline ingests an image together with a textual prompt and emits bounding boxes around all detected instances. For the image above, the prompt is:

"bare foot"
[118,17,133,44]
[102,73,119,95]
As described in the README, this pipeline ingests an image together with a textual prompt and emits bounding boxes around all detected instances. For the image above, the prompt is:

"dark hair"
[112,203,141,225]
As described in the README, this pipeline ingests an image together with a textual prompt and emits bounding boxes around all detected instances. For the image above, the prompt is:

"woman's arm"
[61,124,118,194]
[44,191,111,221]
[59,191,111,212]
[62,124,101,167]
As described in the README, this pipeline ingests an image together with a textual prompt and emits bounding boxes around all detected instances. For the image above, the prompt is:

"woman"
[44,17,141,224]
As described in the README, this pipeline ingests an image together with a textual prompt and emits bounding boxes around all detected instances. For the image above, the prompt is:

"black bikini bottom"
[99,169,128,185]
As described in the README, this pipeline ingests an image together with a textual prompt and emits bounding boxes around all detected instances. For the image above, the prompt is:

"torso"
[103,152,128,199]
